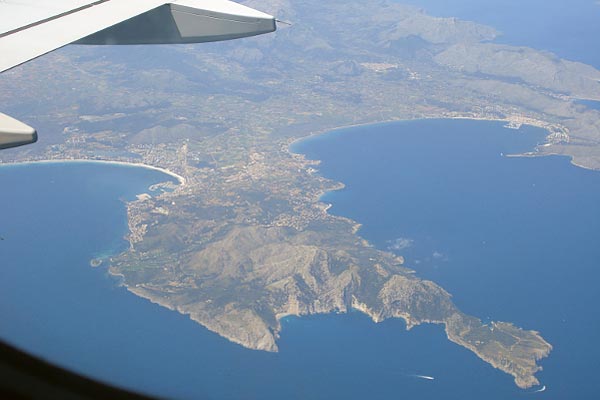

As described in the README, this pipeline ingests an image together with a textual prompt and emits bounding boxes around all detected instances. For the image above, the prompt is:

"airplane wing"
[0,0,276,150]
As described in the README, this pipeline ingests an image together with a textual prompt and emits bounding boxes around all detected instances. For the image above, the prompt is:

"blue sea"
[2,119,600,399]
[294,119,600,399]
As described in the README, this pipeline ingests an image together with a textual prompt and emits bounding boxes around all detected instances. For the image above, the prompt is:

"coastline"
[287,115,561,160]
[505,150,600,172]
[288,115,553,229]
[287,119,556,388]
[288,114,600,193]
[286,115,559,264]
[0,116,555,389]
[0,159,186,186]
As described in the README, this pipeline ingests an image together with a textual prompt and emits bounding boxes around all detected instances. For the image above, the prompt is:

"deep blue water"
[0,159,522,400]
[294,119,600,399]
[400,0,600,69]
[2,120,600,399]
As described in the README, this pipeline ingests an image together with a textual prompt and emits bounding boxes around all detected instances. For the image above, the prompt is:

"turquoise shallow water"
[2,119,600,399]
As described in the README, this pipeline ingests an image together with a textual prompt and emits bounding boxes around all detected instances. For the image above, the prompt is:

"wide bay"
[294,119,600,399]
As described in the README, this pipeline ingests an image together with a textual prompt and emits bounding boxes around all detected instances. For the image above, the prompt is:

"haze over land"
[2,0,600,388]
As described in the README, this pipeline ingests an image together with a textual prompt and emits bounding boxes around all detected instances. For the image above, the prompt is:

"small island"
[90,258,103,268]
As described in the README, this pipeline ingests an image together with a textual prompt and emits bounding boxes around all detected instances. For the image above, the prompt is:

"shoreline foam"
[0,159,186,186]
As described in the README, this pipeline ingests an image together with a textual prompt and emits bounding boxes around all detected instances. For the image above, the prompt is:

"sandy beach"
[0,159,186,185]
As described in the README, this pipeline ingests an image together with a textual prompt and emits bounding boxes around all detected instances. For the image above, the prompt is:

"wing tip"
[0,113,38,150]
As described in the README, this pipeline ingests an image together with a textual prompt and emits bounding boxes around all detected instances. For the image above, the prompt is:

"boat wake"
[532,385,546,393]
[408,374,435,381]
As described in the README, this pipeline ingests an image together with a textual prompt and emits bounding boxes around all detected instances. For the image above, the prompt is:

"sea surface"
[2,119,600,399]
[294,119,600,399]
[401,0,600,69]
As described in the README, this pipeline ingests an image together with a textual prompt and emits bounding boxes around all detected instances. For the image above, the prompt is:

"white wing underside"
[0,0,276,149]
